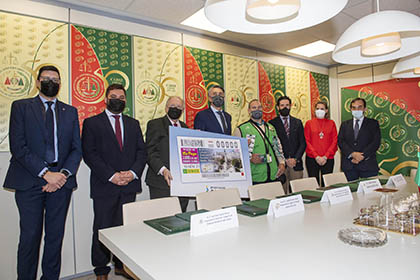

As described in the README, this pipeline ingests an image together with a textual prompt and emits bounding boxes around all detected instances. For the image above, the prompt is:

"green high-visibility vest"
[238,121,278,183]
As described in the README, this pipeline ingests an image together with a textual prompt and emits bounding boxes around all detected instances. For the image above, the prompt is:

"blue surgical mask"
[352,110,364,120]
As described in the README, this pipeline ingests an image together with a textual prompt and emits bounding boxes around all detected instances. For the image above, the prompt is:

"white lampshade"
[246,0,300,22]
[392,52,420,78]
[361,32,401,56]
[333,11,420,64]
[204,0,347,34]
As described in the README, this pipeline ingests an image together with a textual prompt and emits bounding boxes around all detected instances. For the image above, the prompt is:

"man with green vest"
[234,99,286,184]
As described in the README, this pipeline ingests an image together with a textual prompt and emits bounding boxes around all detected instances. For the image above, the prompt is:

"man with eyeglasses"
[145,96,190,212]
[82,83,147,280]
[194,85,232,135]
[3,65,82,279]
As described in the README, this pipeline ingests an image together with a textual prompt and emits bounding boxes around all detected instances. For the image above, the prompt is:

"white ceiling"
[40,0,420,67]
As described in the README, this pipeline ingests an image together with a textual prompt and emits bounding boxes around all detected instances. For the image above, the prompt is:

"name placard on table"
[267,194,305,218]
[357,179,382,194]
[321,186,353,205]
[386,174,407,188]
[190,207,239,237]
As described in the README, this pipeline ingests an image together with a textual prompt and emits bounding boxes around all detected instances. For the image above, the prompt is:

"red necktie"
[112,115,123,151]
[173,122,178,127]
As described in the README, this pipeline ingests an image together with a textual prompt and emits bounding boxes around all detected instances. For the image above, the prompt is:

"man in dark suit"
[82,84,147,280]
[194,85,232,135]
[338,97,381,181]
[146,96,189,212]
[3,65,82,279]
[269,96,306,194]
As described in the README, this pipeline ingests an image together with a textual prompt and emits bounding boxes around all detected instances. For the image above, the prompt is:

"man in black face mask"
[4,65,82,279]
[145,96,190,212]
[269,96,306,194]
[194,85,232,135]
[82,83,147,280]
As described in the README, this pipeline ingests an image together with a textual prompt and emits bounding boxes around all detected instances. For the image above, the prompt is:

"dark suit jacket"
[3,96,82,191]
[338,117,381,172]
[194,107,232,135]
[269,116,306,171]
[145,116,188,190]
[82,111,147,199]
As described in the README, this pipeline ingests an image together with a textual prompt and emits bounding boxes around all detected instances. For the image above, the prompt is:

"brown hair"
[315,100,329,119]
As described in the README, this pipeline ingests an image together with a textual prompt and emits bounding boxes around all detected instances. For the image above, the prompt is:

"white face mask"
[315,109,326,119]
[352,110,364,120]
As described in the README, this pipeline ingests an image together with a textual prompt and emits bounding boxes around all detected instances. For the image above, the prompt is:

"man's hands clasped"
[42,171,67,193]
[111,171,135,186]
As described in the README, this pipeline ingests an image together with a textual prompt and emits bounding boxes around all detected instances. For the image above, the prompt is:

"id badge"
[266,154,272,163]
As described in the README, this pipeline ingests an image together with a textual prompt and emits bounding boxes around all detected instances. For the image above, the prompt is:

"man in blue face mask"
[338,97,381,181]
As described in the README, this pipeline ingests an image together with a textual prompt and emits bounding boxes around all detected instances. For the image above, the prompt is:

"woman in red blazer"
[304,101,338,187]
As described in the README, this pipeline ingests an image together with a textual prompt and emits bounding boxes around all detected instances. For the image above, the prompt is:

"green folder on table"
[175,209,208,222]
[244,198,270,210]
[144,215,190,235]
[292,190,323,203]
[236,203,268,217]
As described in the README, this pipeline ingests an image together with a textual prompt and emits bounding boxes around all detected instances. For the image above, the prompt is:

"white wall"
[0,0,332,278]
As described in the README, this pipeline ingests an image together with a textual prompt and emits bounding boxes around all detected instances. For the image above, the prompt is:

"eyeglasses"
[39,76,60,84]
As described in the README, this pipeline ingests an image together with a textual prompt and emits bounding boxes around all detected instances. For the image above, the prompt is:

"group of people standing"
[3,65,381,280]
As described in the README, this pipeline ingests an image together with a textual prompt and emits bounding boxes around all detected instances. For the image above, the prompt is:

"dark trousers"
[15,185,72,280]
[149,187,189,213]
[344,169,378,182]
[92,192,136,276]
[306,156,334,187]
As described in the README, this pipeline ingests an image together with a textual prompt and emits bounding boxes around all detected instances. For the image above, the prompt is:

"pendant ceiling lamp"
[204,0,348,34]
[246,0,300,23]
[332,0,420,65]
[392,52,420,78]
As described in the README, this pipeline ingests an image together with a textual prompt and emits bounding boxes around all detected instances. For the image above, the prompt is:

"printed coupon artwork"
[133,37,182,134]
[341,78,420,176]
[224,54,258,131]
[71,25,133,130]
[310,72,330,117]
[258,61,286,122]
[177,136,245,183]
[285,67,311,124]
[184,46,224,128]
[0,12,69,151]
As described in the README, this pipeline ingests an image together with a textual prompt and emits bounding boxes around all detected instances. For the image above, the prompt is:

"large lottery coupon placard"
[169,127,252,198]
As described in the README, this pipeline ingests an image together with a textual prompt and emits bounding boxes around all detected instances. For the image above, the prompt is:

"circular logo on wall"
[186,85,207,109]
[260,91,275,113]
[136,79,162,106]
[73,73,105,104]
[0,66,32,99]
[228,89,243,111]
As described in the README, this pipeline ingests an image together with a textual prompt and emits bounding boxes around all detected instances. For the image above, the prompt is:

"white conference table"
[99,181,420,280]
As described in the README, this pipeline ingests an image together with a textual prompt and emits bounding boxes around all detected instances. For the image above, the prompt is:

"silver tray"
[338,228,387,248]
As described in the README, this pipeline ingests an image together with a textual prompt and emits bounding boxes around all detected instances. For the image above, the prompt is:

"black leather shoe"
[115,267,135,280]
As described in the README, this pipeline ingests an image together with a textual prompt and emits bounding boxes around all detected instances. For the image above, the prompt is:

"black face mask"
[251,110,263,120]
[212,95,224,108]
[279,107,290,117]
[167,107,182,120]
[107,99,125,114]
[40,80,60,97]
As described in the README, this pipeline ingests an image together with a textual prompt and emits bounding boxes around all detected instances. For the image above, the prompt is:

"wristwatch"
[60,169,70,179]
